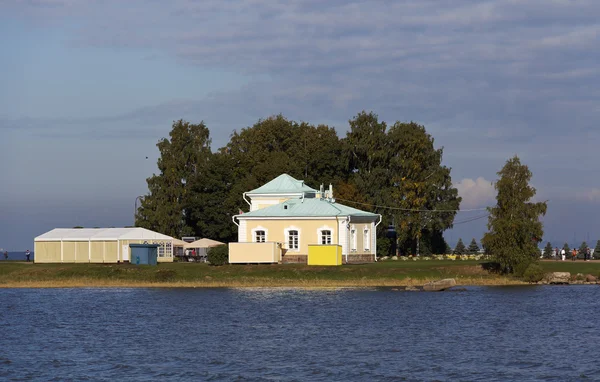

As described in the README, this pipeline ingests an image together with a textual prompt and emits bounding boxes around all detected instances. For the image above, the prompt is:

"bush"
[207,245,228,266]
[521,263,545,283]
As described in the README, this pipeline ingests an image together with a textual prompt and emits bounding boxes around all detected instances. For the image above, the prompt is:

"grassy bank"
[1,260,598,288]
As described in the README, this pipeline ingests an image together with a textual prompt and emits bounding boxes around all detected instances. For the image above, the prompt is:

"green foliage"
[578,242,588,259]
[207,245,229,266]
[136,120,212,238]
[377,237,392,258]
[521,263,545,283]
[445,243,452,255]
[343,112,461,255]
[481,156,547,274]
[468,238,480,254]
[594,241,600,260]
[454,238,466,255]
[563,242,570,254]
[543,242,554,259]
[138,113,461,247]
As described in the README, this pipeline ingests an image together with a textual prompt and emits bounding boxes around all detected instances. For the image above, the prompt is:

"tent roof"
[172,238,188,246]
[184,238,225,248]
[35,227,173,242]
[236,198,379,219]
[246,174,317,195]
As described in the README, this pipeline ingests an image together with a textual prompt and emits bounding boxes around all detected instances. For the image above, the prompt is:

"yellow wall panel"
[34,242,61,263]
[104,241,118,263]
[63,242,76,262]
[75,242,89,263]
[308,245,342,266]
[90,242,104,263]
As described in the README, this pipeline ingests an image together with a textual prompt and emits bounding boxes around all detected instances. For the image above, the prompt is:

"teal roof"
[247,174,317,195]
[238,198,379,219]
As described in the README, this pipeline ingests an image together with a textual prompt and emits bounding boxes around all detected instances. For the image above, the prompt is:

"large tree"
[481,156,547,275]
[342,112,460,256]
[136,120,212,238]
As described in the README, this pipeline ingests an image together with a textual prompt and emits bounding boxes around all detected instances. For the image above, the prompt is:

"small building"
[34,227,174,263]
[230,174,381,264]
[129,244,159,265]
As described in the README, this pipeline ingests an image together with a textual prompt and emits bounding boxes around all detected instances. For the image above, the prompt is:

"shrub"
[207,245,228,266]
[521,263,545,283]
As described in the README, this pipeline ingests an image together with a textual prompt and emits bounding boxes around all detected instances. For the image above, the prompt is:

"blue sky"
[1,0,599,250]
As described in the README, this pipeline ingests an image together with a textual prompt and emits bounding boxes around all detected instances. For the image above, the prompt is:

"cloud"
[455,177,496,209]
[575,188,600,203]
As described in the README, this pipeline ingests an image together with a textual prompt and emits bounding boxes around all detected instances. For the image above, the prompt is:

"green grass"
[1,260,598,287]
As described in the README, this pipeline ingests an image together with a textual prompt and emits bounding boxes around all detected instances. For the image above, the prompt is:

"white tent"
[183,238,225,249]
[34,227,174,263]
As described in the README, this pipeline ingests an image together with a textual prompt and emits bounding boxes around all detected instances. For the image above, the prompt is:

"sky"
[1,0,599,251]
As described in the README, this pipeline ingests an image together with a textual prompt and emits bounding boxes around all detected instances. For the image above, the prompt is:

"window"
[255,230,266,243]
[364,228,370,252]
[321,230,332,245]
[350,227,357,252]
[288,230,299,250]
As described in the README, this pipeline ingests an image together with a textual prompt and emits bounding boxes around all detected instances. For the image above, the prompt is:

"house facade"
[229,174,381,264]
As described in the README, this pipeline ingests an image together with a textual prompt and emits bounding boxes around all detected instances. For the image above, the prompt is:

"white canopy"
[35,227,173,242]
[184,238,225,248]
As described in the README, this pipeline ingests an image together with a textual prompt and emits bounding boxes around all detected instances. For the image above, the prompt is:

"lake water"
[1,286,599,381]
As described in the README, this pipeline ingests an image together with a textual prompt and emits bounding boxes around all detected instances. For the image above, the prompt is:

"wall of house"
[243,219,340,255]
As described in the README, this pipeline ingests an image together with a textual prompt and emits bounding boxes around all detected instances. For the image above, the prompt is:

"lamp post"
[134,196,143,226]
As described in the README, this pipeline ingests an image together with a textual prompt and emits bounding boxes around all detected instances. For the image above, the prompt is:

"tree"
[579,241,588,259]
[543,242,553,259]
[136,120,212,238]
[468,238,480,254]
[454,238,466,255]
[594,240,600,260]
[481,156,547,275]
[342,112,460,256]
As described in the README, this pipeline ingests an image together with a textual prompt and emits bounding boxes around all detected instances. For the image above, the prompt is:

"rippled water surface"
[1,286,599,381]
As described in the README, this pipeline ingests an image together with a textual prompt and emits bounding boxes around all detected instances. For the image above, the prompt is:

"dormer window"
[284,205,288,210]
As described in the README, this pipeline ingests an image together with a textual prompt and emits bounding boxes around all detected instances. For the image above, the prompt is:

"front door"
[122,245,130,262]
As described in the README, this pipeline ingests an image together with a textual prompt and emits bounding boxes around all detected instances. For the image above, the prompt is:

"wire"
[452,214,490,225]
[334,197,489,213]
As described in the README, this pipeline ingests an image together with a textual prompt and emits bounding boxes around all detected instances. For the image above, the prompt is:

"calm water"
[1,252,34,261]
[1,286,599,381]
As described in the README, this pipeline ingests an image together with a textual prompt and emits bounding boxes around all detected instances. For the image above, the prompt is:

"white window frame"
[350,225,357,252]
[252,226,268,243]
[363,227,370,252]
[284,227,301,251]
[321,230,332,245]
[317,225,334,245]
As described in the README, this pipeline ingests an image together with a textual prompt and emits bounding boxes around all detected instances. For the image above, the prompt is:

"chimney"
[329,184,333,200]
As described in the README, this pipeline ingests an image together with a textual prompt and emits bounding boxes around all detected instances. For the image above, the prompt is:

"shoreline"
[0,276,526,288]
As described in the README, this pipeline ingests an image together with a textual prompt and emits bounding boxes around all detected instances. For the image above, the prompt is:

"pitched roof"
[237,198,379,219]
[184,238,225,248]
[246,174,317,195]
[35,227,173,241]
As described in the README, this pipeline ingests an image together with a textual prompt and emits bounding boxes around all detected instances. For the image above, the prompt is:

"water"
[1,252,34,261]
[1,286,599,381]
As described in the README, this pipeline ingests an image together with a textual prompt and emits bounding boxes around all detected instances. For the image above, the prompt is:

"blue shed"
[129,244,159,265]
